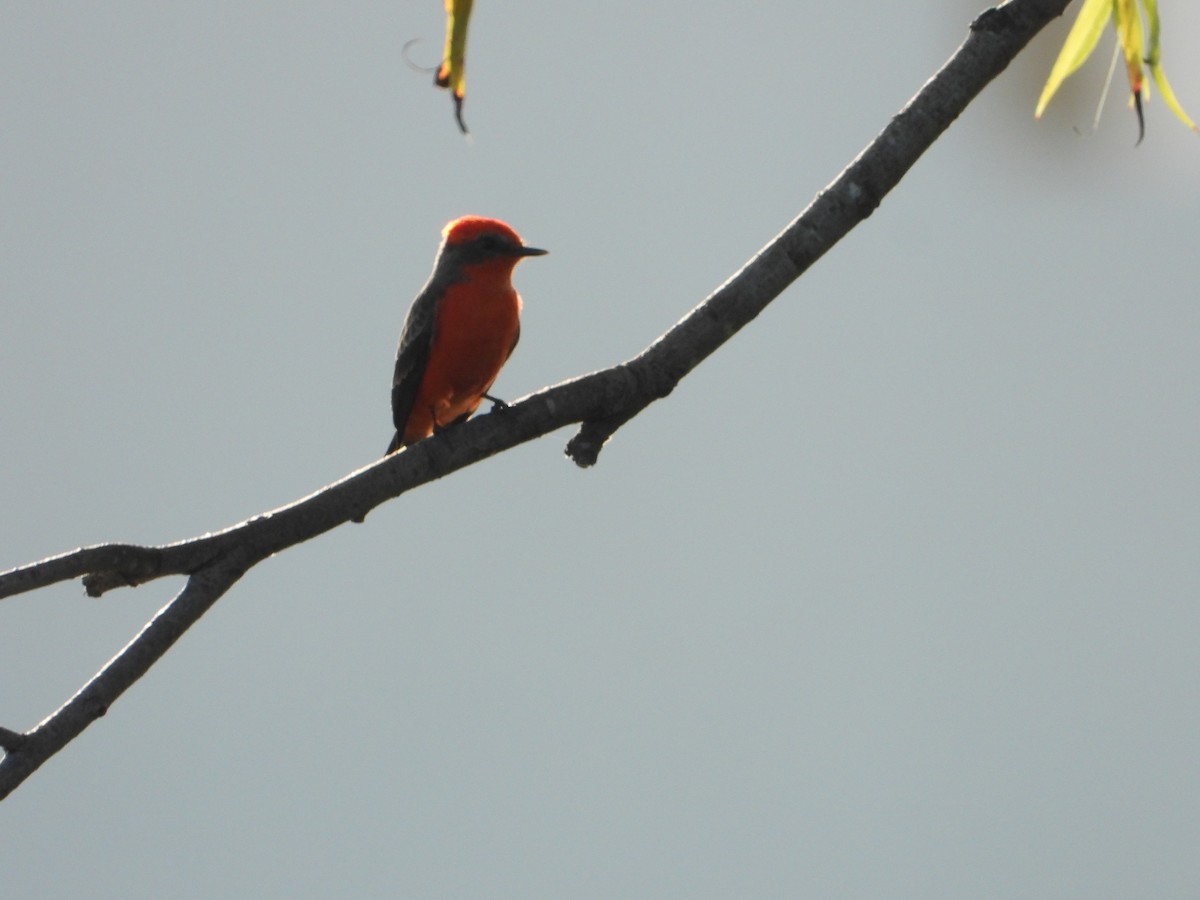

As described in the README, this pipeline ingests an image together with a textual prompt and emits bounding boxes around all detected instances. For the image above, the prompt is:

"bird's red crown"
[442,215,524,247]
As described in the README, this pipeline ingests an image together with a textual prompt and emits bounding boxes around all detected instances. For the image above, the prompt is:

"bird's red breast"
[387,217,546,453]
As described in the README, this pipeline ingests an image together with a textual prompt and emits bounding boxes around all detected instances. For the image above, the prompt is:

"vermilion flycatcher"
[386,216,546,454]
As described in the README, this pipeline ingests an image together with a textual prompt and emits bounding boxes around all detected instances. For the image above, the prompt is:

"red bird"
[387,216,546,453]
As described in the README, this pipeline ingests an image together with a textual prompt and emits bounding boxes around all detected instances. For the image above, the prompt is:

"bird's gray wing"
[387,285,439,451]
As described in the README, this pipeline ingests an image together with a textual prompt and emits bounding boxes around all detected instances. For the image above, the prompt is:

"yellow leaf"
[436,0,474,133]
[1037,0,1196,139]
[1113,0,1144,98]
[1143,0,1161,62]
[1035,0,1113,119]
[1141,0,1199,132]
[1148,65,1199,133]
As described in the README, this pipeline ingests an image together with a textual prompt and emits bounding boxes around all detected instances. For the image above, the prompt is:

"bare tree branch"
[0,0,1071,801]
[0,555,249,798]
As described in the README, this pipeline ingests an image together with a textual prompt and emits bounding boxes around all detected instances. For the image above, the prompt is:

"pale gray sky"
[3,2,1199,897]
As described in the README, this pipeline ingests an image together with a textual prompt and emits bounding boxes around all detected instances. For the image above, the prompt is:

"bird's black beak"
[515,245,548,257]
